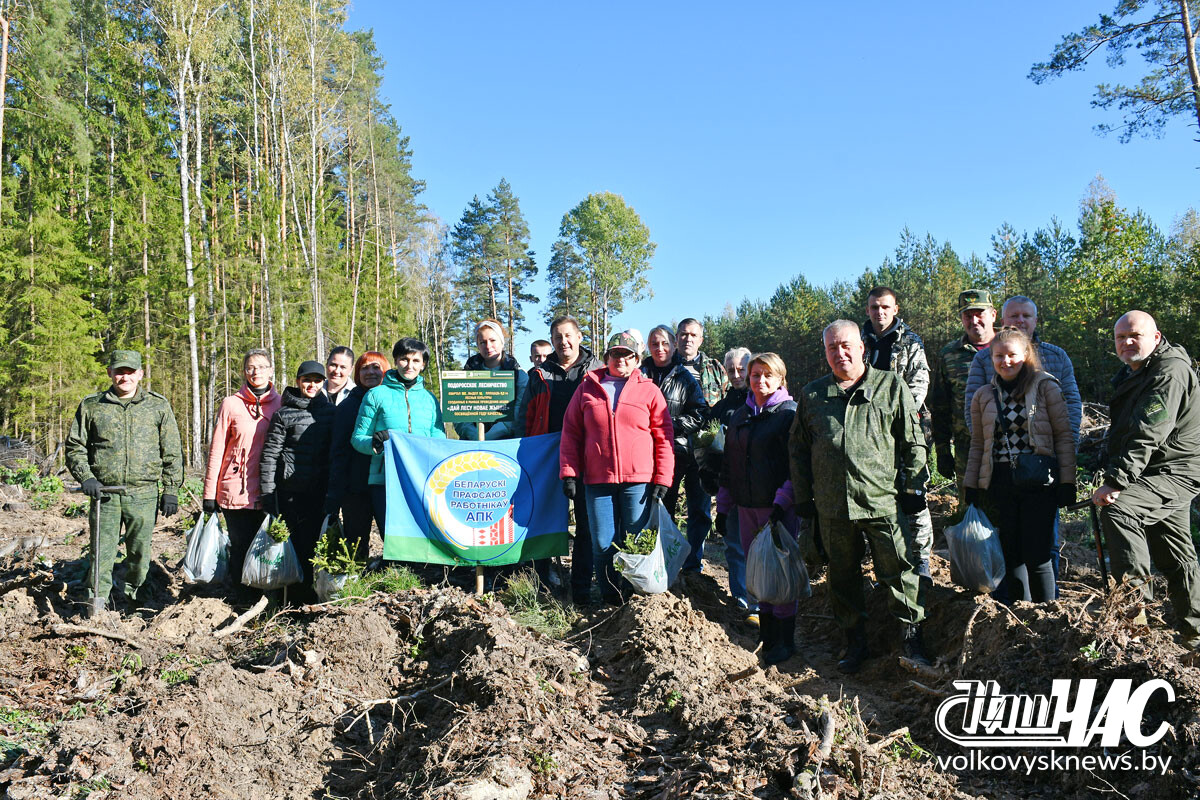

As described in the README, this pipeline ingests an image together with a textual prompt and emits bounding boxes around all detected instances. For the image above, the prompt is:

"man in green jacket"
[1092,311,1200,649]
[66,350,183,617]
[790,320,929,674]
[930,288,996,496]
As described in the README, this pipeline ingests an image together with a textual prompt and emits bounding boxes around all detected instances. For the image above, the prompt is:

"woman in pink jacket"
[560,332,674,604]
[202,348,282,592]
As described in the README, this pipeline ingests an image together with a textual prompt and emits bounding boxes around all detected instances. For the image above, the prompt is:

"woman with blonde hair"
[716,352,800,664]
[326,351,391,562]
[964,328,1076,602]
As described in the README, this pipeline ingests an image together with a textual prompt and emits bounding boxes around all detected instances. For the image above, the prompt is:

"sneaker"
[745,612,760,628]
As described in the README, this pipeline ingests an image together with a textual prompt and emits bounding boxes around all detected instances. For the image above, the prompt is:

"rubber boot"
[902,623,932,668]
[763,615,796,666]
[837,623,870,674]
[758,612,776,655]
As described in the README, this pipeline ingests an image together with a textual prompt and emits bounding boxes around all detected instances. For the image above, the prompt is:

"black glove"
[562,478,577,499]
[159,494,178,517]
[964,487,980,506]
[1057,483,1076,509]
[81,477,102,499]
[203,498,218,514]
[936,448,955,479]
[371,429,390,454]
[898,492,927,515]
[715,512,728,536]
[796,500,817,519]
[260,492,278,515]
[648,484,669,503]
[768,503,785,524]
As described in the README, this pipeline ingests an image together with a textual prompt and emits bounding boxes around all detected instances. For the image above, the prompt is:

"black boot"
[763,615,796,666]
[902,623,931,668]
[837,624,870,674]
[758,613,776,656]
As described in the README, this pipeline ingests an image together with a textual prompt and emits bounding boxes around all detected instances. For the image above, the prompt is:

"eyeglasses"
[245,366,272,373]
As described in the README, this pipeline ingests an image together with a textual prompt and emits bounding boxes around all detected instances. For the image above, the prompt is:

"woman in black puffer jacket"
[260,360,334,600]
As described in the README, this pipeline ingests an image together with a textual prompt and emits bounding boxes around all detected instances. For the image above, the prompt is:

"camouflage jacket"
[930,335,983,452]
[65,386,184,495]
[861,319,930,408]
[681,352,730,411]
[1104,338,1200,489]
[789,366,928,521]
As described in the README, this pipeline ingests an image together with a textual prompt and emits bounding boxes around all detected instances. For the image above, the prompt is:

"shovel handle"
[71,485,127,495]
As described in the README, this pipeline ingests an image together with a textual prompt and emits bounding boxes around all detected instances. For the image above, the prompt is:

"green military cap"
[109,350,143,371]
[958,289,994,314]
[605,331,641,357]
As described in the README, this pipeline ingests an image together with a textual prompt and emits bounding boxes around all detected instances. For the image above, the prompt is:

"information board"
[440,370,516,423]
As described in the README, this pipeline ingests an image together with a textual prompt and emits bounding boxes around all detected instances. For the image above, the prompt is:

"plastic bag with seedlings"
[242,515,302,590]
[944,504,1005,593]
[182,512,228,584]
[613,501,691,594]
[311,515,359,601]
[746,521,811,605]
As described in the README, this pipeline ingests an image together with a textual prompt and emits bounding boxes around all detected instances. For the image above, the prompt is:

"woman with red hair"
[325,351,390,562]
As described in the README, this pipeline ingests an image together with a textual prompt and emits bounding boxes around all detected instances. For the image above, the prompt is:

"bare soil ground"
[1,490,1199,800]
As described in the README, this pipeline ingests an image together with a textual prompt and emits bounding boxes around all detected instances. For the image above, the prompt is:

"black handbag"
[992,386,1057,489]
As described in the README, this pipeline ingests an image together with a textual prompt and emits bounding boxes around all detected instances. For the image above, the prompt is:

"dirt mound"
[4,497,1200,799]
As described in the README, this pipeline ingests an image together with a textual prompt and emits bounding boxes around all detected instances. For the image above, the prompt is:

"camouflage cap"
[958,289,994,314]
[109,350,143,371]
[605,331,641,357]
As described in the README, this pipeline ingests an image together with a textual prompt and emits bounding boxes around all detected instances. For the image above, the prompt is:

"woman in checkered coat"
[963,328,1077,602]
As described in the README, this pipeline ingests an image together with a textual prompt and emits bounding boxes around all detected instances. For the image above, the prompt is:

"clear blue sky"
[346,0,1199,360]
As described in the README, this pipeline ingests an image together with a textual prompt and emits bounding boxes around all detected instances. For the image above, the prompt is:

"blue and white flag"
[382,432,569,565]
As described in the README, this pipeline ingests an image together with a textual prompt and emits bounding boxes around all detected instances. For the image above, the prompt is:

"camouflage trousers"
[89,490,158,608]
[822,515,924,631]
[1100,474,1200,640]
[898,508,933,578]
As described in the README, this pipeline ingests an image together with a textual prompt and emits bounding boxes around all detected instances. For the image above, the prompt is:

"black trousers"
[987,464,1057,602]
[340,488,384,562]
[222,508,267,588]
[280,489,325,600]
[534,495,594,603]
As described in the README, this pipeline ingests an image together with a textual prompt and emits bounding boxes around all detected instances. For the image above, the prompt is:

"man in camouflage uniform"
[1093,311,1200,649]
[861,286,933,581]
[66,350,182,616]
[930,289,996,496]
[790,320,929,674]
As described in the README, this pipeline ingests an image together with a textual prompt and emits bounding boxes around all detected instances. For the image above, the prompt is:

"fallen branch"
[342,676,453,744]
[816,709,835,760]
[52,623,142,648]
[214,595,269,638]
[867,726,910,755]
[957,604,985,676]
[908,680,950,699]
[0,570,50,595]
[724,666,758,683]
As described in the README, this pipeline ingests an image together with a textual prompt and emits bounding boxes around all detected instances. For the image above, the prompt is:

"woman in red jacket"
[202,349,282,595]
[560,332,675,604]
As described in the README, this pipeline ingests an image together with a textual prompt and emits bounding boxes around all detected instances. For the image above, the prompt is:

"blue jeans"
[665,453,711,572]
[724,508,754,609]
[584,483,653,602]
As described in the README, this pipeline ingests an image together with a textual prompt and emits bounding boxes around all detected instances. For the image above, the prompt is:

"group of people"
[63,293,1200,675]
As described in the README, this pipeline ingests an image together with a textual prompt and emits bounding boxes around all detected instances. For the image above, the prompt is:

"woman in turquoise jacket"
[352,338,446,534]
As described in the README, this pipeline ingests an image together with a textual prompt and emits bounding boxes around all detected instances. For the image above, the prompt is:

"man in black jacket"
[517,316,603,603]
[1093,311,1200,649]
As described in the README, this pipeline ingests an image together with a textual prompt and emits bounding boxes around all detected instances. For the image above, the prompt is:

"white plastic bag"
[241,515,303,590]
[746,521,811,605]
[612,500,691,595]
[944,504,1005,593]
[314,569,349,602]
[182,513,228,584]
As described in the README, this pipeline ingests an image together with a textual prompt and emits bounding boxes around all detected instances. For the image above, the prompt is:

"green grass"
[499,569,579,639]
[158,653,208,687]
[338,565,422,601]
[0,707,52,764]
